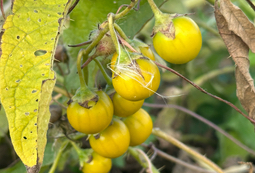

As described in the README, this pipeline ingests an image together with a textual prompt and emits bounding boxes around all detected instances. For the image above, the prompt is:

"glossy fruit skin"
[82,151,112,173]
[89,118,130,158]
[153,16,202,64]
[123,108,153,146]
[67,91,113,134]
[112,92,144,117]
[112,58,160,101]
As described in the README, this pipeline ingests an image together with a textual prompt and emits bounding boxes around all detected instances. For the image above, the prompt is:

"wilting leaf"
[214,0,255,120]
[0,0,72,172]
[219,0,255,52]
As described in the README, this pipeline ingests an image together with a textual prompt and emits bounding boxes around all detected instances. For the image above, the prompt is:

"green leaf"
[216,131,248,164]
[0,0,72,171]
[0,161,26,173]
[216,105,255,164]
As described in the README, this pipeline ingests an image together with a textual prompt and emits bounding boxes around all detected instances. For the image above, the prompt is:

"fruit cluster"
[65,0,202,172]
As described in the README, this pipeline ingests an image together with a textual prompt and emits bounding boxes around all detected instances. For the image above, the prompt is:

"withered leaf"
[215,0,255,120]
[219,0,255,52]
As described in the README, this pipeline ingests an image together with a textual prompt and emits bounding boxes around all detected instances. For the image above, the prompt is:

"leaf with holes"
[0,0,72,172]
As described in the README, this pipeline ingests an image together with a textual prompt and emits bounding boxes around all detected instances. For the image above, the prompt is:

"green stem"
[128,147,159,173]
[147,0,163,17]
[94,59,112,86]
[49,141,69,173]
[77,49,87,89]
[82,54,89,85]
[114,23,130,41]
[114,0,139,19]
[152,128,224,173]
[70,141,81,154]
[108,13,120,54]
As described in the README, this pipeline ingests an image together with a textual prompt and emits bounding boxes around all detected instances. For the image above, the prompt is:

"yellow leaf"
[0,0,72,171]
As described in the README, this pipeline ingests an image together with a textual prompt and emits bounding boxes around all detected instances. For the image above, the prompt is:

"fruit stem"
[147,0,163,19]
[108,13,120,54]
[82,54,89,85]
[94,58,113,86]
[77,49,87,89]
[114,23,130,42]
[108,13,131,65]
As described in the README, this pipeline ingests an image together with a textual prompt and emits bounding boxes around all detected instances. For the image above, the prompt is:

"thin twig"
[68,40,92,47]
[155,62,255,124]
[143,103,255,156]
[81,53,97,69]
[152,128,224,173]
[67,0,80,14]
[116,4,129,14]
[142,143,215,173]
[117,34,137,52]
[134,0,142,11]
[0,0,5,19]
[245,0,255,12]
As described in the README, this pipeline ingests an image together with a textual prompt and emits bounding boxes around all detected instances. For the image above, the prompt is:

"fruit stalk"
[147,0,163,18]
[93,58,112,86]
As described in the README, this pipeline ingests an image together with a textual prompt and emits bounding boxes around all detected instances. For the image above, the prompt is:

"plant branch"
[68,40,92,47]
[81,52,97,69]
[137,148,153,173]
[108,13,120,54]
[143,103,255,156]
[128,147,159,173]
[117,34,138,52]
[142,143,215,173]
[114,23,130,41]
[76,49,87,88]
[245,0,255,11]
[0,0,5,19]
[68,0,80,14]
[114,0,139,19]
[152,128,224,173]
[155,62,255,124]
